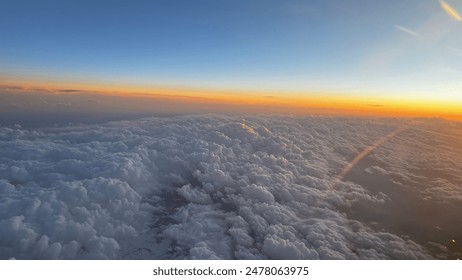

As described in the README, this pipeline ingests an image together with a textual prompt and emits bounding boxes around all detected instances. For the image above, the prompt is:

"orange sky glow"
[2,77,461,121]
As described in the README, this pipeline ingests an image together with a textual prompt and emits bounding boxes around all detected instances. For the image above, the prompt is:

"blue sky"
[1,0,461,101]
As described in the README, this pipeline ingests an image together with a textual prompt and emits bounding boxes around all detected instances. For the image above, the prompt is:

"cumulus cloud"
[1,115,461,259]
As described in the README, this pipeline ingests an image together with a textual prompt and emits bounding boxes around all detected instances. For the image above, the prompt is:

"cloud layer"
[1,115,461,259]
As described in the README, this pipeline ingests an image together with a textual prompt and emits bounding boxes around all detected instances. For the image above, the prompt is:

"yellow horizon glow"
[1,78,461,122]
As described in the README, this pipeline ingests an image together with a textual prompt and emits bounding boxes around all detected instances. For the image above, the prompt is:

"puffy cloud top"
[1,115,461,259]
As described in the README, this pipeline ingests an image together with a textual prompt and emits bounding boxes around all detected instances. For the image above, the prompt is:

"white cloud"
[1,115,460,259]
[394,25,419,37]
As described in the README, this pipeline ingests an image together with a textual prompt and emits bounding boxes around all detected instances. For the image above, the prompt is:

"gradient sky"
[1,0,461,117]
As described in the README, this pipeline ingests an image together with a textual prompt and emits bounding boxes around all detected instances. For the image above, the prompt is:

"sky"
[1,0,461,119]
